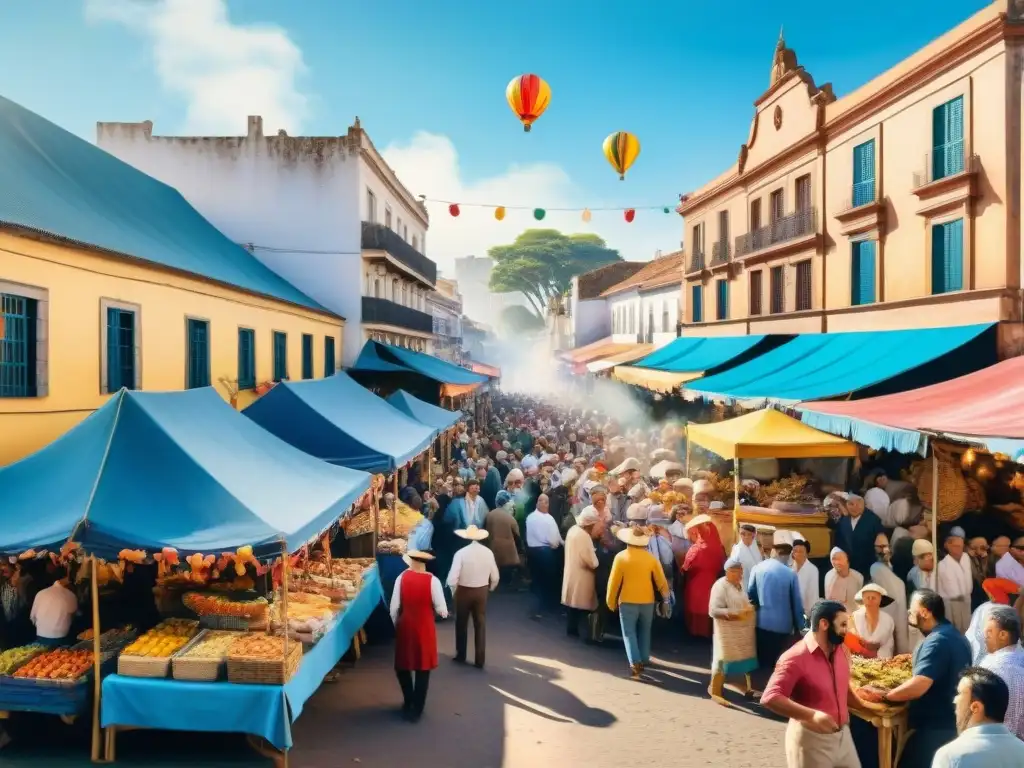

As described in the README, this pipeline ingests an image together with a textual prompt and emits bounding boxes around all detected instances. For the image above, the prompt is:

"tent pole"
[733,458,740,538]
[685,427,691,476]
[89,557,104,763]
[393,473,399,538]
[931,449,939,570]
[280,540,291,768]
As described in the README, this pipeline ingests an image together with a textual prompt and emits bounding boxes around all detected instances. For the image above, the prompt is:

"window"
[412,235,419,251]
[770,189,784,223]
[323,337,335,376]
[931,219,964,294]
[661,301,669,332]
[397,217,403,238]
[718,211,729,247]
[795,261,812,311]
[749,271,763,316]
[385,205,392,230]
[692,223,704,254]
[691,285,703,323]
[853,140,876,207]
[795,175,811,212]
[366,189,377,222]
[374,278,381,298]
[851,241,876,306]
[403,224,409,241]
[750,199,762,231]
[647,306,654,337]
[186,318,210,389]
[238,328,256,389]
[0,291,39,397]
[301,334,314,379]
[101,301,140,393]
[770,266,784,314]
[715,279,728,321]
[932,96,964,181]
[273,331,288,381]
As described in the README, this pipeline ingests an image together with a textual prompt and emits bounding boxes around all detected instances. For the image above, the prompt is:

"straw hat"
[403,550,435,566]
[455,525,489,541]
[616,525,651,547]
[684,513,713,531]
[855,584,894,608]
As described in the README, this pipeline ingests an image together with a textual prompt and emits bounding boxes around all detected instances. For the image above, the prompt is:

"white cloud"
[381,133,683,274]
[85,0,308,134]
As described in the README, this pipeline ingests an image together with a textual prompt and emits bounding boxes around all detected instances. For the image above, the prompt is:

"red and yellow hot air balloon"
[603,131,641,180]
[506,74,551,132]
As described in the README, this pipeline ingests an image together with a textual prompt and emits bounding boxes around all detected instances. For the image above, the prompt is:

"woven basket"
[965,478,986,512]
[227,642,302,685]
[913,450,967,522]
[171,631,226,682]
[117,654,173,678]
[715,611,756,664]
[199,615,254,631]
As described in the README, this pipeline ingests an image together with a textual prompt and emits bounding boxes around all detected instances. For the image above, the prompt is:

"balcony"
[734,208,817,261]
[911,149,979,216]
[686,249,706,275]
[710,241,730,267]
[835,189,886,238]
[361,296,434,334]
[361,221,438,286]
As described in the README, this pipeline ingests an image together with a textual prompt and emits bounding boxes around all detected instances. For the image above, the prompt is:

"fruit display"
[79,627,137,654]
[183,592,268,619]
[121,619,198,658]
[343,501,423,538]
[0,644,45,676]
[850,654,913,692]
[228,634,291,661]
[178,631,238,660]
[13,649,94,681]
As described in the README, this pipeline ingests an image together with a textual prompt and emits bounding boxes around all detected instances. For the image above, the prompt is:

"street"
[0,593,787,768]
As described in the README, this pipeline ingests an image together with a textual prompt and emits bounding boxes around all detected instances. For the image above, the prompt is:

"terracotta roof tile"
[600,250,684,297]
[576,261,646,300]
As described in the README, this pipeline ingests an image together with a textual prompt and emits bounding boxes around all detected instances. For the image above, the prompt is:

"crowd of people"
[383,391,1024,768]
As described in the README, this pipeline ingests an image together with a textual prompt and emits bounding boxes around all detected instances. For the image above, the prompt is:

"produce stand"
[101,565,385,757]
[850,701,909,768]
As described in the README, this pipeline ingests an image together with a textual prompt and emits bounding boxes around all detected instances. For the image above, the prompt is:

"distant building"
[453,255,529,323]
[428,277,464,363]
[565,261,648,350]
[679,1,1024,354]
[97,115,436,365]
[604,251,684,347]
[0,97,342,465]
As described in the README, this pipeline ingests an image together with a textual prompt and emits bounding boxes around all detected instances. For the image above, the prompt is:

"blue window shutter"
[945,218,963,291]
[301,334,313,379]
[691,285,702,323]
[716,280,728,320]
[946,96,964,176]
[851,241,876,305]
[852,140,875,207]
[238,328,255,389]
[187,319,209,389]
[324,336,336,377]
[106,307,121,391]
[273,331,287,381]
[932,101,948,179]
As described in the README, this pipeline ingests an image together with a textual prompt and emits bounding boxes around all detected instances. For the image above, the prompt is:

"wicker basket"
[913,450,967,522]
[715,610,757,669]
[965,478,986,512]
[226,642,302,685]
[117,654,173,679]
[199,614,254,632]
[171,631,227,682]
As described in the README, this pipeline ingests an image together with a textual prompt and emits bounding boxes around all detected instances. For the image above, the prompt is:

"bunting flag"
[418,196,680,224]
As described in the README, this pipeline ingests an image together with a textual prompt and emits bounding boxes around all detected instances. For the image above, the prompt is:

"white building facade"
[604,252,685,349]
[428,277,464,363]
[97,115,436,366]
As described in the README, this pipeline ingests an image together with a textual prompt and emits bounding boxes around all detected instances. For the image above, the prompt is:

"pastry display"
[0,644,45,676]
[178,631,238,660]
[121,619,198,658]
[183,592,268,619]
[377,538,407,555]
[228,634,291,660]
[13,649,94,681]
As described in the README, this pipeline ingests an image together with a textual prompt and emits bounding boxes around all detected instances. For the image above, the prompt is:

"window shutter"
[105,307,118,393]
[946,218,963,291]
[946,96,964,175]
[852,241,876,305]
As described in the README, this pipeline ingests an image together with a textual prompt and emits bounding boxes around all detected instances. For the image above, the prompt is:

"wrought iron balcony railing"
[711,241,730,265]
[734,208,817,258]
[361,221,438,285]
[361,296,434,334]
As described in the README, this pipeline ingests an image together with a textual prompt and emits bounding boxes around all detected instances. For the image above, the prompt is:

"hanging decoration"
[581,208,592,223]
[426,196,676,221]
[494,206,506,221]
[602,131,641,180]
[533,208,546,221]
[624,208,636,223]
[506,74,551,132]
[448,203,461,217]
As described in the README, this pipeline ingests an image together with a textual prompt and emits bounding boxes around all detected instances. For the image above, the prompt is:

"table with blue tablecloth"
[375,553,408,598]
[101,566,385,753]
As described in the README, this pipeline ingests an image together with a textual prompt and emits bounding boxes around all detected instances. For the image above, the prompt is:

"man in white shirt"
[789,536,819,618]
[526,493,563,619]
[994,537,1024,588]
[446,525,499,669]
[938,526,974,632]
[730,523,764,592]
[30,568,79,645]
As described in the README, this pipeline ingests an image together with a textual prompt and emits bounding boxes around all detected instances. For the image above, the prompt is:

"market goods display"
[118,619,198,677]
[13,649,94,681]
[0,644,45,676]
[120,633,190,659]
[850,654,913,693]
[910,450,967,522]
[172,630,238,681]
[227,633,303,684]
[377,537,407,555]
[178,631,238,660]
[183,592,268,619]
[77,627,137,655]
[343,501,423,538]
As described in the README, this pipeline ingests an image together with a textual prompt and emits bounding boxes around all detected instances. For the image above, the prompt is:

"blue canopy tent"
[684,323,997,406]
[0,388,372,557]
[348,341,488,402]
[243,372,436,473]
[386,389,461,432]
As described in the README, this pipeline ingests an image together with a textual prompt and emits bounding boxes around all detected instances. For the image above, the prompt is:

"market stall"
[0,387,375,763]
[348,340,488,403]
[685,409,858,550]
[849,655,914,768]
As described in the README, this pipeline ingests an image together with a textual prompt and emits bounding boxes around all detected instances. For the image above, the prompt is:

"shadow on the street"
[487,658,616,727]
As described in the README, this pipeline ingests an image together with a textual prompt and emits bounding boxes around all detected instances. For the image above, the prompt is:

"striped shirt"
[980,645,1024,741]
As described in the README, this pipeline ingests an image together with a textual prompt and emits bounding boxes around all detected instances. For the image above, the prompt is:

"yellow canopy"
[686,408,858,460]
[612,366,701,392]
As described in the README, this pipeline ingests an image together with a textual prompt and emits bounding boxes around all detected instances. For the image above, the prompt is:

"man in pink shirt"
[761,600,864,768]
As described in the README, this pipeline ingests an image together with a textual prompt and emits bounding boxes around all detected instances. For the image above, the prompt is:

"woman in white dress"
[707,557,755,703]
[849,584,896,659]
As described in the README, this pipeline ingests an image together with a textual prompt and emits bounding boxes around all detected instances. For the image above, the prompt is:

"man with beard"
[932,667,1024,767]
[862,588,972,768]
[761,600,863,768]
[869,532,909,655]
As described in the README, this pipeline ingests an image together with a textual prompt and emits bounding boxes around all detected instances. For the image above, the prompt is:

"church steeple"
[770,26,800,87]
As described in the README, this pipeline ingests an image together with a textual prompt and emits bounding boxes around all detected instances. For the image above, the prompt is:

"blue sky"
[0,0,990,272]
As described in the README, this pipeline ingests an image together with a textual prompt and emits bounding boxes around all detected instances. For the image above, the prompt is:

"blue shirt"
[747,558,805,635]
[932,723,1024,768]
[910,620,972,731]
[407,519,434,552]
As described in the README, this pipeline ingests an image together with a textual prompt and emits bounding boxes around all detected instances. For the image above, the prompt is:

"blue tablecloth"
[101,566,385,750]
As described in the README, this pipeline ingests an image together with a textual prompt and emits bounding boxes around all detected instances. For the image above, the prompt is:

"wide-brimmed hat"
[403,550,435,566]
[649,448,676,462]
[616,525,651,547]
[855,584,894,608]
[982,577,1021,605]
[649,460,685,480]
[609,457,640,476]
[455,525,489,541]
[684,513,713,531]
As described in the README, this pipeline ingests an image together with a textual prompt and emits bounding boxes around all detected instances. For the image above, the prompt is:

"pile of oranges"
[14,649,94,681]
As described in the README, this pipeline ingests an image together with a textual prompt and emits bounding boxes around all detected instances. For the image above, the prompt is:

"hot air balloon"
[603,131,640,180]
[506,74,551,132]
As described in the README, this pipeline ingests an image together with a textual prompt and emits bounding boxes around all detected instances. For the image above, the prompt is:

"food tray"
[3,650,116,686]
[227,642,302,685]
[199,614,254,631]
[72,629,138,655]
[171,630,230,682]
[117,654,173,679]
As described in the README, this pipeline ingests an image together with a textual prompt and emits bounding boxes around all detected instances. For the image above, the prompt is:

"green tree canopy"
[499,304,546,335]
[488,229,622,318]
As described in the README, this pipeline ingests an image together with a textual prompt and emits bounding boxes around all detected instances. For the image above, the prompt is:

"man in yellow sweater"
[606,525,672,679]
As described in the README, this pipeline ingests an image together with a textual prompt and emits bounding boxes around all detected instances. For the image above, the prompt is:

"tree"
[488,229,622,318]
[500,304,545,335]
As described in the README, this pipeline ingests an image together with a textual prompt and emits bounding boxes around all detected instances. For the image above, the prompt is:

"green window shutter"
[691,285,702,323]
[273,332,288,382]
[106,307,120,392]
[852,140,875,207]
[324,336,336,377]
[933,97,964,180]
[716,280,728,320]
[187,319,210,389]
[237,328,255,389]
[945,218,964,292]
[301,334,313,379]
[851,241,876,306]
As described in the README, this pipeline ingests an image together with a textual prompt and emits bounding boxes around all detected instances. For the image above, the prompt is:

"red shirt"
[761,633,850,725]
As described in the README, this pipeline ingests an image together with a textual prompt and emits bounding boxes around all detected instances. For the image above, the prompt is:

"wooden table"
[850,701,910,768]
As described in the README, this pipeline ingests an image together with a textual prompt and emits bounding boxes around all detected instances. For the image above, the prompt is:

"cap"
[912,539,935,557]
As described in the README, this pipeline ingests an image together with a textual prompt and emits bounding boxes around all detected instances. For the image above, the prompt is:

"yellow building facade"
[0,231,343,465]
[680,1,1024,355]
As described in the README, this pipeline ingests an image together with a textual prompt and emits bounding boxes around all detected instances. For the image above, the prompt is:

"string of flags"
[417,196,686,224]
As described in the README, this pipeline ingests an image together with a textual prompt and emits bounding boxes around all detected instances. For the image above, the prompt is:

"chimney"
[247,116,264,139]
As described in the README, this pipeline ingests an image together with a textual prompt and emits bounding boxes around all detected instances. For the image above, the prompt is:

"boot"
[629,662,642,680]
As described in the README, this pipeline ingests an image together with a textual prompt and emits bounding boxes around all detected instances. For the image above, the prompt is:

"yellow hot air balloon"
[494,206,506,221]
[603,131,640,180]
[506,74,551,132]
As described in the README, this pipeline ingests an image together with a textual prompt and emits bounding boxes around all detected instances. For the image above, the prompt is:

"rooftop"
[600,251,685,297]
[576,261,646,300]
[0,96,331,315]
